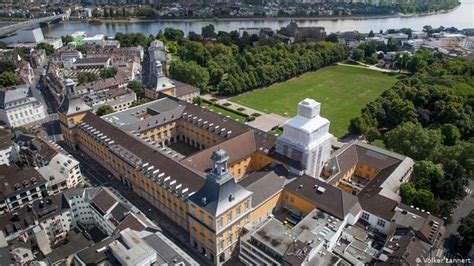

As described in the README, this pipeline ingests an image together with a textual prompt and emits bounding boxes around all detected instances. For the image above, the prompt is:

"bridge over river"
[0,14,65,37]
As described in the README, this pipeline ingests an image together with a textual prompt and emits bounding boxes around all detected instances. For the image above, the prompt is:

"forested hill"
[349,54,473,221]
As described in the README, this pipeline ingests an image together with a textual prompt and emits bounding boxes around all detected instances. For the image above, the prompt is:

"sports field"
[230,65,400,137]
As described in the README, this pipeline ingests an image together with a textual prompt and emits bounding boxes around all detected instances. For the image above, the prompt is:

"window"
[236,205,241,216]
[377,219,386,227]
[217,218,223,229]
[361,212,370,221]
[227,211,232,222]
[244,200,250,210]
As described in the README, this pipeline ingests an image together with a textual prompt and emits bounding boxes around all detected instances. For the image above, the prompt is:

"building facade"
[0,85,46,128]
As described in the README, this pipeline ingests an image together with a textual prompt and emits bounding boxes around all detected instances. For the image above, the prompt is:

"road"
[62,144,213,266]
[442,179,474,258]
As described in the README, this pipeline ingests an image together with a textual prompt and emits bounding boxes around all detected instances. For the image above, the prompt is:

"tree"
[406,55,427,73]
[351,48,364,61]
[368,30,375,37]
[127,80,145,98]
[170,60,210,91]
[164,28,184,41]
[393,53,409,72]
[458,211,474,254]
[385,122,442,161]
[441,124,461,146]
[325,33,338,43]
[192,97,202,106]
[61,35,74,45]
[96,105,115,116]
[130,98,149,107]
[36,43,55,55]
[99,68,118,79]
[0,60,16,73]
[77,72,98,84]
[0,71,19,87]
[0,42,6,49]
[400,182,438,213]
[201,24,217,39]
[413,160,444,192]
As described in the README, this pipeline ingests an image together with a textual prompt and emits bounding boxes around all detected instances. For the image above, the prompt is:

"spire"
[207,148,232,184]
[64,78,76,96]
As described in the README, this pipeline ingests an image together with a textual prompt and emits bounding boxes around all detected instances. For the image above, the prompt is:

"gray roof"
[0,85,41,110]
[57,95,91,116]
[188,175,252,217]
[102,97,183,129]
[143,231,199,265]
[239,165,291,208]
[284,175,361,220]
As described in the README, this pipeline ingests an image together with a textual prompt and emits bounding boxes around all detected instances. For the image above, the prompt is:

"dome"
[211,148,228,163]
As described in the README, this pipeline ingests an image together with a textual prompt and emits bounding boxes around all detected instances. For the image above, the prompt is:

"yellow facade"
[354,163,377,180]
[282,190,316,216]
[249,191,283,225]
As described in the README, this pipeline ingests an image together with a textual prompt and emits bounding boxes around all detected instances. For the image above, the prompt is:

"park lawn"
[230,65,400,137]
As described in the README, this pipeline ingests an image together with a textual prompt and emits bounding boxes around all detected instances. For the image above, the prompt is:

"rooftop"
[0,165,46,199]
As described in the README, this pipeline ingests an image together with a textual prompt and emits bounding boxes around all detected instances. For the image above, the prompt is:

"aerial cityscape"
[0,0,472,265]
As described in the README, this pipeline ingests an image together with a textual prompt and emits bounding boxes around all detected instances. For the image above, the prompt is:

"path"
[337,62,399,73]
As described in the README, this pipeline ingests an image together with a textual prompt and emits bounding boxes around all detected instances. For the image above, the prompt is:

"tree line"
[162,26,346,95]
[349,55,473,221]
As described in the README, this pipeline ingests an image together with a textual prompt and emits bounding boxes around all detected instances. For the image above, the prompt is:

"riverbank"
[64,14,403,24]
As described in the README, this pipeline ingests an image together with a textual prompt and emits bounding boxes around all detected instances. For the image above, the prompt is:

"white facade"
[0,85,46,128]
[38,153,83,195]
[276,99,333,178]
[83,34,105,47]
[0,145,13,166]
[359,211,391,235]
[64,190,96,229]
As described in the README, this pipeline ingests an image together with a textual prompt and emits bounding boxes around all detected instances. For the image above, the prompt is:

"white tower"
[276,98,333,178]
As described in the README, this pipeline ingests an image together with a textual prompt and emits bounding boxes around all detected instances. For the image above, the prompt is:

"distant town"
[0,1,473,265]
[0,0,461,21]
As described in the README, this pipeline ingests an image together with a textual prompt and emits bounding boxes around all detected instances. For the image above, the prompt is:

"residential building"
[0,193,72,254]
[0,129,14,166]
[37,152,83,195]
[63,187,157,235]
[0,165,47,214]
[72,57,111,69]
[74,228,199,265]
[0,85,47,128]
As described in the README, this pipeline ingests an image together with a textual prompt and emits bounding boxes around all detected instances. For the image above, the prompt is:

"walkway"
[337,62,399,73]
[200,94,289,132]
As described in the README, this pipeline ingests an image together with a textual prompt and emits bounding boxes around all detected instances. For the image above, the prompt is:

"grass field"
[202,102,248,122]
[230,65,400,137]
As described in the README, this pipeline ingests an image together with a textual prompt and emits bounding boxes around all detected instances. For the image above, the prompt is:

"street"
[442,179,474,258]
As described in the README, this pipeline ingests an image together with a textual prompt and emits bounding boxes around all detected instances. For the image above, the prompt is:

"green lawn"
[202,102,247,122]
[230,65,400,137]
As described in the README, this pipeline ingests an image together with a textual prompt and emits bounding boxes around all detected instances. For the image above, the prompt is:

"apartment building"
[0,85,46,128]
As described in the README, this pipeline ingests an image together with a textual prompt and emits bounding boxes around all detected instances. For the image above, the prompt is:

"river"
[43,0,474,37]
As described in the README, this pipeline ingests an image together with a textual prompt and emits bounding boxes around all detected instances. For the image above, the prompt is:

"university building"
[58,92,445,265]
